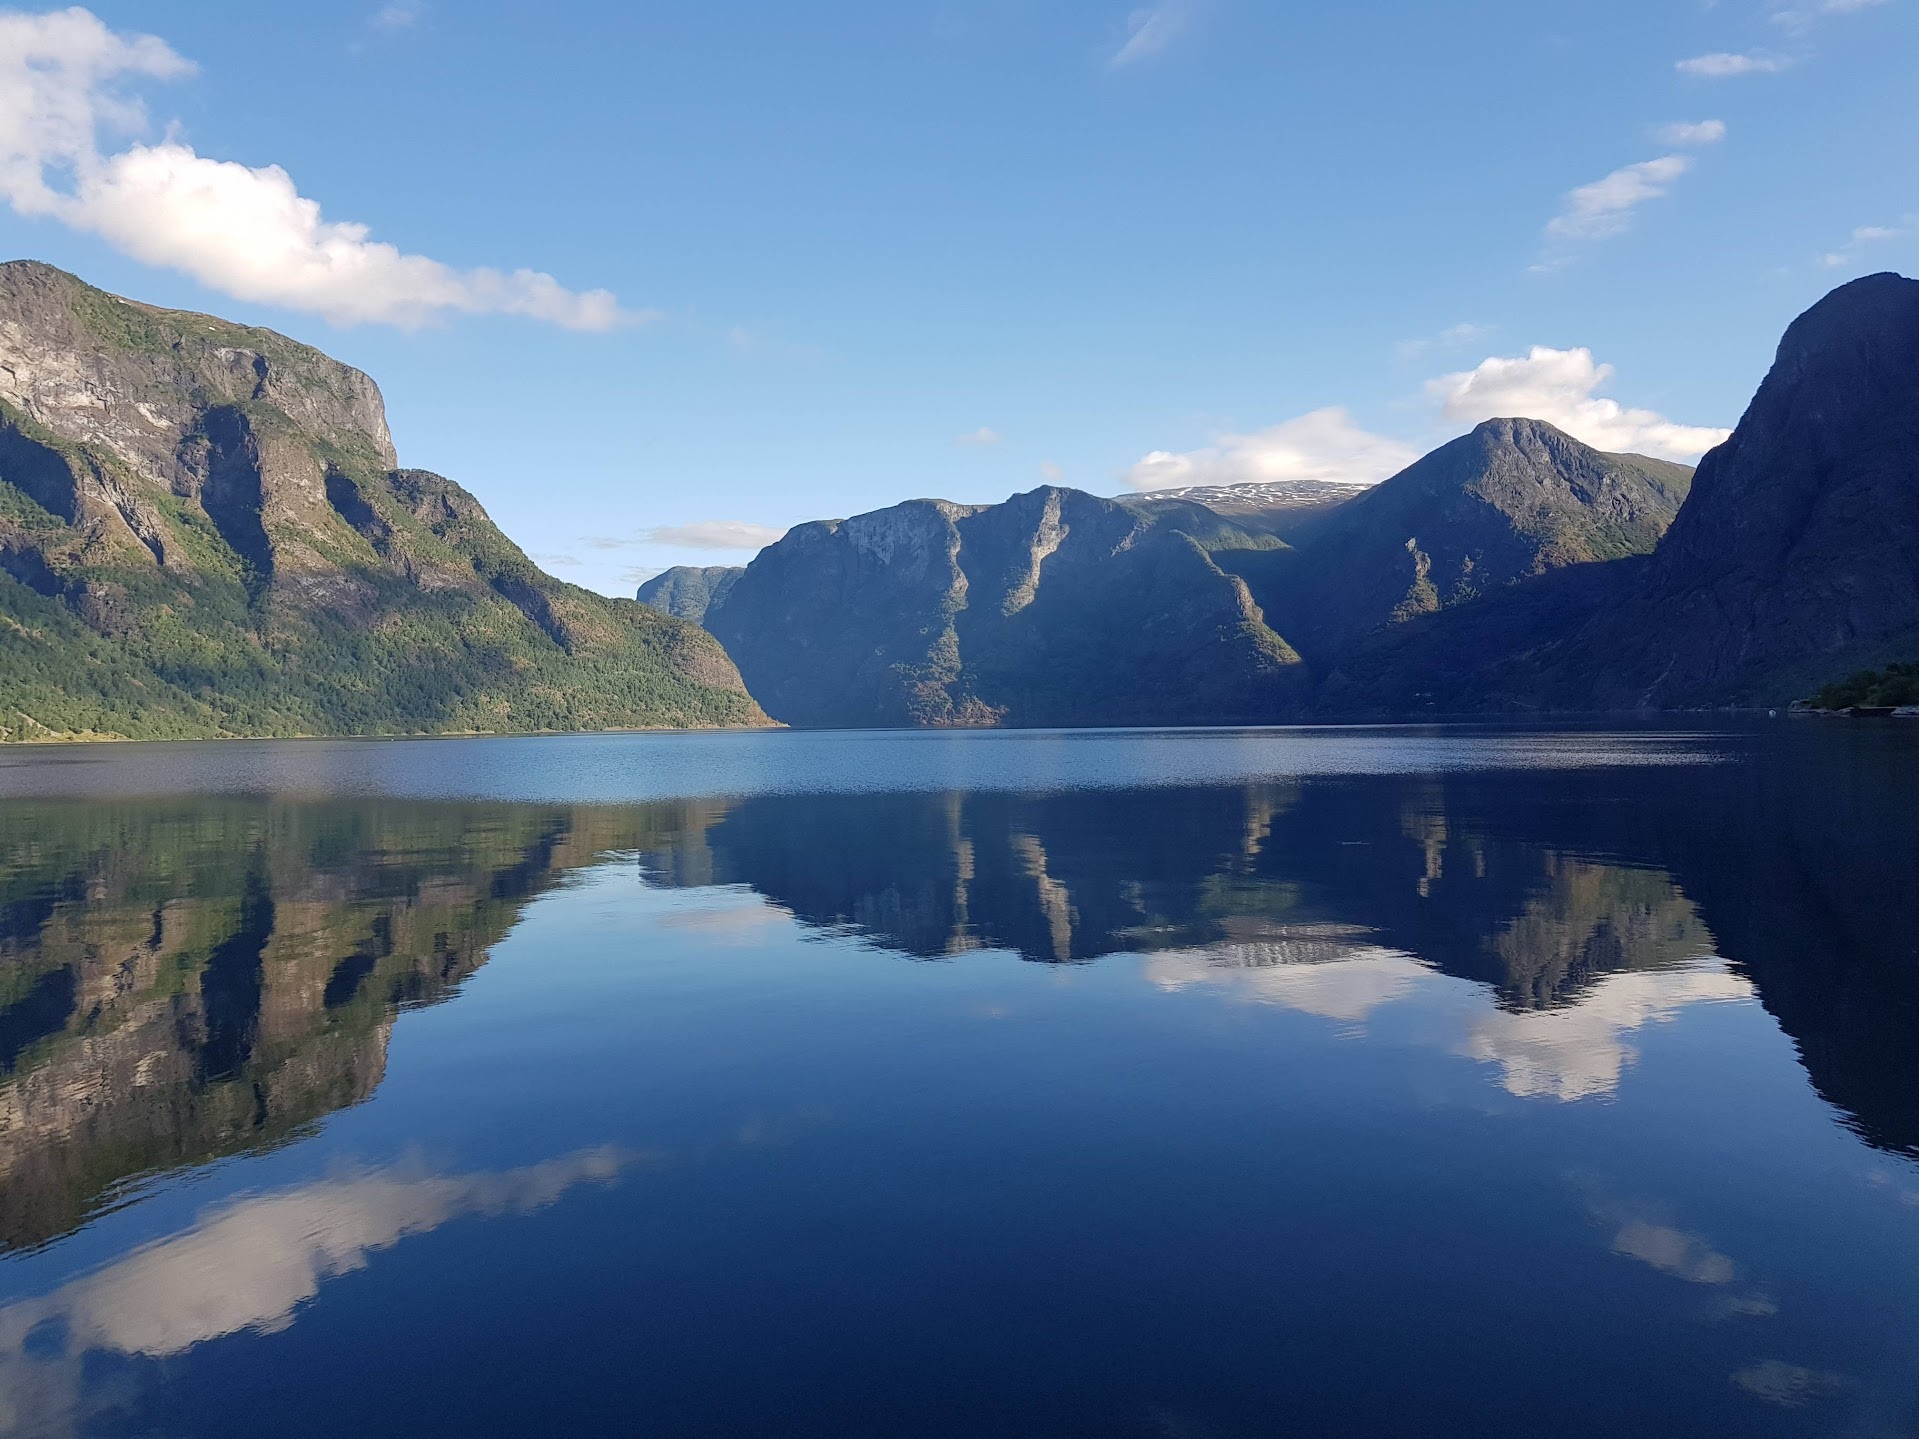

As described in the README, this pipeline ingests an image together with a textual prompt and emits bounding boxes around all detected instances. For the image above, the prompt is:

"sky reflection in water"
[0,724,1915,1438]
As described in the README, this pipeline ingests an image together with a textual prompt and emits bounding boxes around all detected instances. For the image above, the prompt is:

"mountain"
[701,486,1309,727]
[1573,271,1919,705]
[0,261,768,740]
[637,564,744,626]
[693,420,1694,727]
[1328,273,1919,712]
[1240,418,1693,668]
[1128,477,1370,536]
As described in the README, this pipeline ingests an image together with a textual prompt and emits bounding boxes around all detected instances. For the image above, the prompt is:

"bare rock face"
[704,486,1311,727]
[0,260,767,738]
[0,261,391,462]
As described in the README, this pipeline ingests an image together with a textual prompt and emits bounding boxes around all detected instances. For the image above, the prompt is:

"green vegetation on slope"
[1807,663,1919,709]
[0,261,767,741]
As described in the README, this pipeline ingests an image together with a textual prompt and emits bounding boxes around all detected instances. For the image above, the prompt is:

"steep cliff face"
[704,486,1308,727]
[1575,272,1919,704]
[1247,419,1691,667]
[0,261,767,739]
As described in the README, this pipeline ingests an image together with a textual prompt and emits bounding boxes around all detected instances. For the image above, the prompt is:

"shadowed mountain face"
[1575,272,1919,705]
[1331,273,1919,711]
[0,261,766,740]
[701,486,1309,727]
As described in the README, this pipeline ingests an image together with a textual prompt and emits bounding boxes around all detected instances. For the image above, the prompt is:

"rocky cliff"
[702,486,1308,727]
[0,261,767,739]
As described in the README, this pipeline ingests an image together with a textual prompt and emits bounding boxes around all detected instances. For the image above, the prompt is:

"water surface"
[1,724,1915,1437]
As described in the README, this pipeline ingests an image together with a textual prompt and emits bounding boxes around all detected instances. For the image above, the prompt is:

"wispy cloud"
[1396,321,1495,362]
[952,426,1001,447]
[1676,51,1790,76]
[1039,460,1065,481]
[1109,2,1187,68]
[1545,156,1694,244]
[1429,347,1731,460]
[1772,0,1889,33]
[0,7,637,330]
[371,0,425,29]
[1652,118,1727,146]
[1818,218,1910,268]
[1124,408,1419,491]
[645,521,787,551]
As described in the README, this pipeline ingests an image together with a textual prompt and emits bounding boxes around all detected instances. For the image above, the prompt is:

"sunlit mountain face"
[1,726,1916,1436]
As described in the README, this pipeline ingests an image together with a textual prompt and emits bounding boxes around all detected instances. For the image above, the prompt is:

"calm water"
[0,724,1915,1438]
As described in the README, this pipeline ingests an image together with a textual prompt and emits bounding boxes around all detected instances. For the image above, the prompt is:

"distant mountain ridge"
[668,416,1698,726]
[1128,477,1371,535]
[0,261,768,740]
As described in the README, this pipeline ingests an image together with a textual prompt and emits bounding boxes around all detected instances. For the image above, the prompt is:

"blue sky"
[1,1,1914,594]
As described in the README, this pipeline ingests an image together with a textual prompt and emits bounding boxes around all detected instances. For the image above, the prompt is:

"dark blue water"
[0,724,1915,1437]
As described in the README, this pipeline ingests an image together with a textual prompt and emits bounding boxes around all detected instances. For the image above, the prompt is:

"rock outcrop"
[0,261,768,739]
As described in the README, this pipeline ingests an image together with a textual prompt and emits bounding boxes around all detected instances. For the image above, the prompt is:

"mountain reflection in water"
[2,743,1916,1262]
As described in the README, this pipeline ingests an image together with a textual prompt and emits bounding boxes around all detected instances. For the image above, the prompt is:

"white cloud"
[1109,2,1186,67]
[1653,118,1727,146]
[1676,51,1790,76]
[1429,346,1732,460]
[0,7,635,330]
[1039,460,1064,481]
[953,426,1001,446]
[1545,155,1693,243]
[644,520,787,551]
[1124,406,1420,492]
